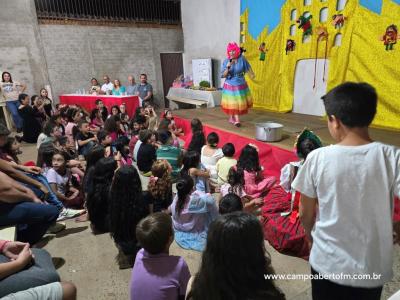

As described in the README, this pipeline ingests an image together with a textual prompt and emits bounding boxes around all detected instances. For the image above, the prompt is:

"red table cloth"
[59,94,139,117]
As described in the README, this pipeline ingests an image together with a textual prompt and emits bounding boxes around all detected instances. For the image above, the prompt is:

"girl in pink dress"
[236,144,276,198]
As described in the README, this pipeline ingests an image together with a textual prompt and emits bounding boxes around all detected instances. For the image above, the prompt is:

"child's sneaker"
[57,208,85,221]
[47,222,66,234]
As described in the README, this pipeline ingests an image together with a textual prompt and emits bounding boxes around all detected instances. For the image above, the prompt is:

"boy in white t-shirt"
[292,82,400,300]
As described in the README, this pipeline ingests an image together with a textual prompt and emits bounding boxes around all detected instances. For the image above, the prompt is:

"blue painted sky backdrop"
[241,0,400,40]
[240,0,286,38]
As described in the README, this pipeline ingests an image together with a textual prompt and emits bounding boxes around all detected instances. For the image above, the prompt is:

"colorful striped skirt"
[221,82,253,115]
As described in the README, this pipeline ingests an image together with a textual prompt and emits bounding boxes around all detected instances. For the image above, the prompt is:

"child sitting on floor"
[216,142,237,185]
[200,132,223,181]
[158,118,180,148]
[156,130,182,180]
[219,193,243,215]
[163,109,183,136]
[131,212,191,300]
[128,115,147,156]
[187,118,205,155]
[109,165,149,269]
[136,130,157,175]
[104,115,122,142]
[262,129,322,260]
[37,122,62,150]
[46,151,83,208]
[144,104,158,131]
[90,108,104,130]
[169,176,218,252]
[76,120,97,157]
[186,212,285,300]
[3,137,22,164]
[65,108,81,146]
[144,160,173,213]
[112,136,132,166]
[220,166,263,213]
[237,144,276,198]
[86,157,118,233]
[97,130,112,155]
[181,151,210,193]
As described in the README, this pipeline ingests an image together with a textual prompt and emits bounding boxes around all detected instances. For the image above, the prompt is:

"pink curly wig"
[226,42,240,59]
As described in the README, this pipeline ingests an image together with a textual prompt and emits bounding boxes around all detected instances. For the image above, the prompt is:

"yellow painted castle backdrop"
[241,0,400,130]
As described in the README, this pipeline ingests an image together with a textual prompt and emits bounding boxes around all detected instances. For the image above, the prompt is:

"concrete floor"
[17,127,400,299]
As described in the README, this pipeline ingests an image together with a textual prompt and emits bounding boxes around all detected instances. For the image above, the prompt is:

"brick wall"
[0,0,49,97]
[0,0,183,109]
[39,24,183,107]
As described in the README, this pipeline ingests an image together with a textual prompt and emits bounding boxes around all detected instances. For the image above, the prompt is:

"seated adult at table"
[126,75,139,96]
[101,75,113,95]
[111,79,126,96]
[89,78,101,95]
[137,74,153,106]
[95,99,108,122]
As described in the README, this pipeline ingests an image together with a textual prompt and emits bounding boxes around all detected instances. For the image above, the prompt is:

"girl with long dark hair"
[109,166,148,269]
[169,175,218,251]
[65,108,81,145]
[236,144,276,198]
[181,151,210,193]
[187,212,285,300]
[75,145,105,223]
[86,157,117,233]
[104,115,121,142]
[187,118,205,155]
[38,88,53,118]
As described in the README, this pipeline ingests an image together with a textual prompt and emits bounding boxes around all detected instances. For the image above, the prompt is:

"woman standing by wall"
[17,94,42,143]
[0,72,26,132]
[221,43,254,127]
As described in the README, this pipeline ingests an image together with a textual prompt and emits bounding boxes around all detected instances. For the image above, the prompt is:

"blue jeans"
[24,173,64,211]
[79,141,96,157]
[6,100,23,129]
[0,249,60,297]
[0,201,59,245]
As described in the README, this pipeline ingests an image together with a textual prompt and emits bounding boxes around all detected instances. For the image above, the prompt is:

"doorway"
[160,53,183,108]
[293,59,329,116]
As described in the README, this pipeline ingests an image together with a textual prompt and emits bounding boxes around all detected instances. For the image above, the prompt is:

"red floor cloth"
[174,116,400,221]
[174,116,298,179]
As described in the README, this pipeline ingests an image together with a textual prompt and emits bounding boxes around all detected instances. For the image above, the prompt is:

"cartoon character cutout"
[297,14,313,37]
[381,25,399,51]
[286,39,296,54]
[332,14,346,29]
[259,42,267,61]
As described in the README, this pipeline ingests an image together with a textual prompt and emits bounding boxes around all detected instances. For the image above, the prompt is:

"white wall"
[0,0,49,97]
[181,0,240,87]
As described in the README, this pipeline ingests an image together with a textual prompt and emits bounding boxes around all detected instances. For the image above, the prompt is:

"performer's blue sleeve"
[221,59,228,78]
